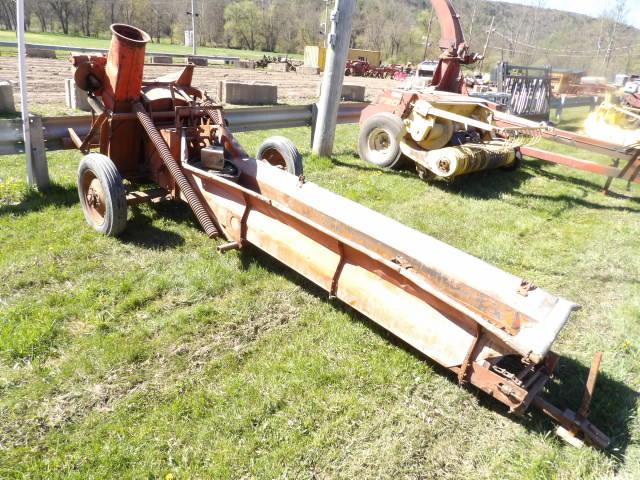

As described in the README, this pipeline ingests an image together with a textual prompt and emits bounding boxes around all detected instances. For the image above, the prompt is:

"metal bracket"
[330,8,339,24]
[518,280,537,297]
[533,352,609,449]
[329,242,346,300]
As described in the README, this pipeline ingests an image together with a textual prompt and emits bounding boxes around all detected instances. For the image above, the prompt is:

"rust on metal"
[69,22,612,450]
[577,352,603,420]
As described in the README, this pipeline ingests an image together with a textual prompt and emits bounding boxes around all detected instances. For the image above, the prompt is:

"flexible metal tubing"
[133,101,219,238]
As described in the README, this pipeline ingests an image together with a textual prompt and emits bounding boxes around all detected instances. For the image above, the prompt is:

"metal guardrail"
[0,40,240,62]
[0,97,601,158]
[550,95,602,121]
[0,103,370,157]
[550,95,602,109]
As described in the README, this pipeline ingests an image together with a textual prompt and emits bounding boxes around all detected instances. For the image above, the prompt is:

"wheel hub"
[82,174,107,225]
[370,129,391,153]
[262,148,287,170]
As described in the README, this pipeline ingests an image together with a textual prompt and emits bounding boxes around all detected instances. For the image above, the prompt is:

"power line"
[492,29,634,55]
[488,44,640,59]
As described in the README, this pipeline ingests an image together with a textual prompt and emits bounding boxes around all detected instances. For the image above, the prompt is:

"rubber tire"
[501,148,523,172]
[358,112,405,168]
[77,153,128,236]
[256,136,304,176]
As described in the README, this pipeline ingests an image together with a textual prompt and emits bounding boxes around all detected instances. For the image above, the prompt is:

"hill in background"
[353,0,640,76]
[1,0,638,77]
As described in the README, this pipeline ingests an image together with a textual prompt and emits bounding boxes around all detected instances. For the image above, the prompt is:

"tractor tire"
[358,112,406,169]
[77,153,128,236]
[256,136,304,176]
[345,68,352,76]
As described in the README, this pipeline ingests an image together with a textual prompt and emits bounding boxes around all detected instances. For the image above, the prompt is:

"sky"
[496,0,640,28]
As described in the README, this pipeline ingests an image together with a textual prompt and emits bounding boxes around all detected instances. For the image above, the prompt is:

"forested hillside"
[0,0,638,75]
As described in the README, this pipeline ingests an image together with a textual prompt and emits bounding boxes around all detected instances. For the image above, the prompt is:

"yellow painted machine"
[583,101,640,148]
[358,1,540,181]
[359,90,537,180]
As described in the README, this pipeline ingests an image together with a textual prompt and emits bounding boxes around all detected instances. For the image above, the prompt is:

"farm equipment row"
[256,54,300,71]
[356,2,639,194]
[345,59,410,80]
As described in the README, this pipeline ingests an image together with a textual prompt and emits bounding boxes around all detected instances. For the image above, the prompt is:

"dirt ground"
[0,56,397,108]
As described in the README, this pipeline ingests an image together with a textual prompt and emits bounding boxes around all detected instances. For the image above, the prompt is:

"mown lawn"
[0,30,302,61]
[0,114,639,478]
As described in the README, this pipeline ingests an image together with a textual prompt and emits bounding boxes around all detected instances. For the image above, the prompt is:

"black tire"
[501,148,523,172]
[77,153,128,236]
[256,136,304,176]
[358,112,406,168]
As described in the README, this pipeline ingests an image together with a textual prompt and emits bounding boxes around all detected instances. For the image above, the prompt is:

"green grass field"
[0,30,303,61]
[0,110,639,478]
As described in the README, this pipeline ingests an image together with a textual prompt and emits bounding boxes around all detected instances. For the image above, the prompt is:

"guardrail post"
[310,103,319,149]
[28,115,50,190]
[556,95,566,122]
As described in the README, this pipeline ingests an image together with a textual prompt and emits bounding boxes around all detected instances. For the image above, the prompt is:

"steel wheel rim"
[368,127,393,163]
[81,170,106,226]
[262,148,287,170]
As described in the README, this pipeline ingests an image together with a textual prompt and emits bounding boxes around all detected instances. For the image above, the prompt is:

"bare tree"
[78,0,97,36]
[48,0,73,34]
[258,0,279,52]
[0,0,15,30]
[33,0,52,32]
[224,0,259,51]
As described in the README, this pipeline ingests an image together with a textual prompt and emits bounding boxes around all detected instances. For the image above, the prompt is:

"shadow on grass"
[333,152,639,209]
[527,162,640,204]
[463,354,639,463]
[432,166,536,198]
[353,305,638,461]
[237,244,638,462]
[0,183,77,217]
[119,203,192,250]
[329,157,418,180]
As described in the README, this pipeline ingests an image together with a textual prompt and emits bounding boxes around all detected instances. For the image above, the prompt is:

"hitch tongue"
[533,352,610,449]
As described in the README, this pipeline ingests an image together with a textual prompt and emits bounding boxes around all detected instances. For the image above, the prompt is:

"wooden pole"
[312,0,356,157]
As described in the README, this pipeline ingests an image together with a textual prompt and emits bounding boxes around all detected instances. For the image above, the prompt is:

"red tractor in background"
[344,59,372,77]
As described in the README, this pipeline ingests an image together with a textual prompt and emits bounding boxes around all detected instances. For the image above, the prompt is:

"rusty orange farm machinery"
[357,0,640,194]
[69,23,610,448]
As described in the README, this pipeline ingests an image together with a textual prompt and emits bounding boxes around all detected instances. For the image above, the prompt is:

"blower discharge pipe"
[133,101,219,238]
[104,24,151,111]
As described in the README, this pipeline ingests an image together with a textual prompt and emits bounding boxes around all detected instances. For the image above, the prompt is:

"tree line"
[0,0,638,76]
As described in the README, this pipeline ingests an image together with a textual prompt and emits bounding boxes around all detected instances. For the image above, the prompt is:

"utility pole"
[324,0,330,48]
[478,16,495,74]
[468,0,479,47]
[596,17,605,62]
[16,0,36,188]
[312,0,356,157]
[422,7,434,61]
[603,21,618,74]
[187,0,198,55]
